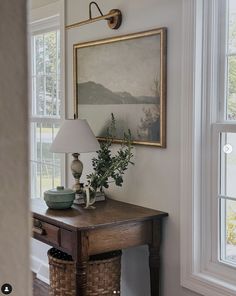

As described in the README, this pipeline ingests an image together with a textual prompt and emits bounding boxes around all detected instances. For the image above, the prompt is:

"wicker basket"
[48,248,122,296]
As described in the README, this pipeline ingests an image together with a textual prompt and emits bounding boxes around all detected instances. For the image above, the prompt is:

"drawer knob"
[33,219,45,235]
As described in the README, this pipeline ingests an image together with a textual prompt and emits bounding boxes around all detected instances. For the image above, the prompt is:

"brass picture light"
[66,1,122,31]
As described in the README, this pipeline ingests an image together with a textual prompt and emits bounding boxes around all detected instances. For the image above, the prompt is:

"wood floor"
[33,274,49,296]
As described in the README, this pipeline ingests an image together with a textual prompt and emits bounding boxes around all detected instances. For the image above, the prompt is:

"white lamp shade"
[50,119,100,153]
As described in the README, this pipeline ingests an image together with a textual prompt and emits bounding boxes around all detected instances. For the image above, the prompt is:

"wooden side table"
[32,198,168,296]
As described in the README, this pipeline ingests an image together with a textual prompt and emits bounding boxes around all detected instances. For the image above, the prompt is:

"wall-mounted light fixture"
[66,2,122,31]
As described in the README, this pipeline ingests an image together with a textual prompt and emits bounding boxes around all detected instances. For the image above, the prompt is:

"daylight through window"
[30,24,64,198]
[219,0,236,266]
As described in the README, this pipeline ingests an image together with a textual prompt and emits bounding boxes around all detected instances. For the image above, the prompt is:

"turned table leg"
[149,219,161,296]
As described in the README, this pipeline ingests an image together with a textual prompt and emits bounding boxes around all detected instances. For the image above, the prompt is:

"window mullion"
[39,123,42,198]
[219,195,236,201]
[30,117,62,124]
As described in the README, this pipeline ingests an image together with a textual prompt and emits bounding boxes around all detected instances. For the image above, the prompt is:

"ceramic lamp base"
[71,153,83,193]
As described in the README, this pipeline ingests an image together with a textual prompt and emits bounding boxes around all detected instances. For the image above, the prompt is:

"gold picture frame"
[73,27,167,147]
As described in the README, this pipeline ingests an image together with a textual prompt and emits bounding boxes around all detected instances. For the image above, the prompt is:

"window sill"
[182,271,236,296]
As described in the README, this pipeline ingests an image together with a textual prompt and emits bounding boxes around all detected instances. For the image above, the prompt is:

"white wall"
[31,0,203,295]
[0,0,31,295]
[66,1,202,296]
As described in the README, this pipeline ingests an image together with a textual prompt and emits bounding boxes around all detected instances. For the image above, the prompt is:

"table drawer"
[33,218,60,246]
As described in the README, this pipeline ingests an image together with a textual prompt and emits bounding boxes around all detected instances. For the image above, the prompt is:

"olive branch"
[87,114,134,191]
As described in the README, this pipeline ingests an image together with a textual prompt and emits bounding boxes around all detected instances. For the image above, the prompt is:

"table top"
[32,198,168,231]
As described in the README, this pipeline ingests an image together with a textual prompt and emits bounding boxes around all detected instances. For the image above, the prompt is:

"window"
[181,0,236,295]
[217,0,236,266]
[30,16,64,198]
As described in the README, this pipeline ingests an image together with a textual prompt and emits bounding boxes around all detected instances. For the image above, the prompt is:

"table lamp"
[50,119,100,193]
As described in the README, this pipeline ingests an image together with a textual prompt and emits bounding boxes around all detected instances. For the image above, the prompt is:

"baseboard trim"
[31,255,50,285]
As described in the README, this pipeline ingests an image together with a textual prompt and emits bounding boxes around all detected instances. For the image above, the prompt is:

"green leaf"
[86,113,134,190]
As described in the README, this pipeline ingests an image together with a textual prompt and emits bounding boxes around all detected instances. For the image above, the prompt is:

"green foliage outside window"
[227,204,236,245]
[228,17,236,119]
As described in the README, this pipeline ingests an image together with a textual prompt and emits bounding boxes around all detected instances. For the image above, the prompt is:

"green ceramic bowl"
[44,186,75,209]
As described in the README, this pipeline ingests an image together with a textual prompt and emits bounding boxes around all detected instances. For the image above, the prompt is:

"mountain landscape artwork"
[73,28,167,147]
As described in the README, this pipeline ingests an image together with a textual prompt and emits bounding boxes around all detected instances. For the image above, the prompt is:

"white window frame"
[181,0,236,295]
[29,1,66,198]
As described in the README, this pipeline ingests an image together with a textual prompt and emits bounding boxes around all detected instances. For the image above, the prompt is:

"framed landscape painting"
[73,27,167,147]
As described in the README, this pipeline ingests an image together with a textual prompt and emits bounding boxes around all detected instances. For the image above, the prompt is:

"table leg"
[76,260,88,296]
[149,219,161,296]
[73,231,89,296]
